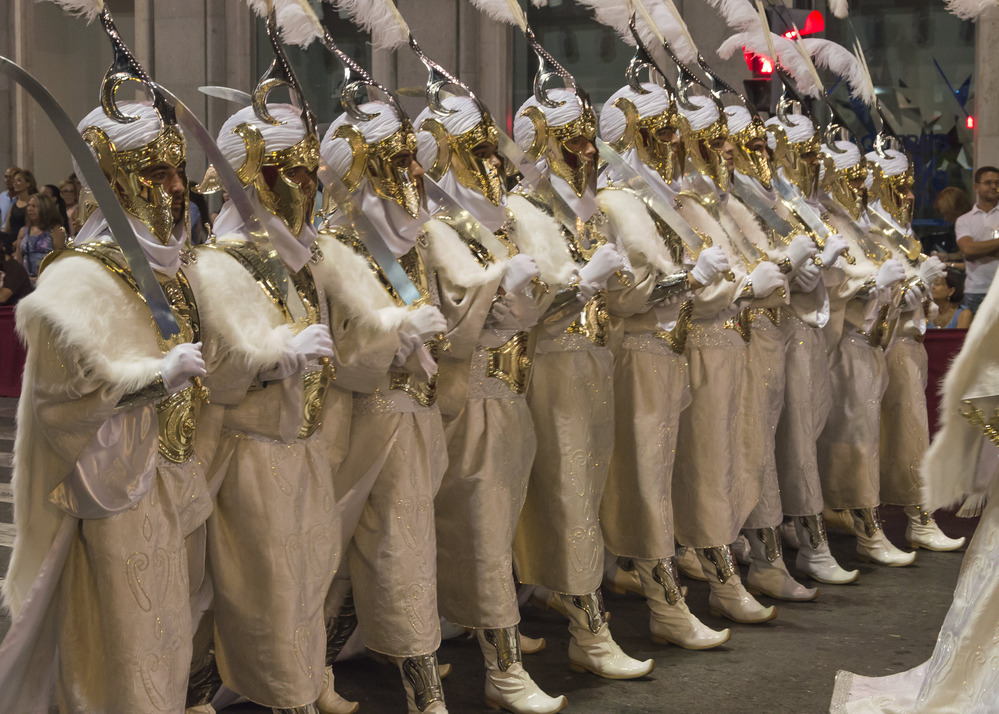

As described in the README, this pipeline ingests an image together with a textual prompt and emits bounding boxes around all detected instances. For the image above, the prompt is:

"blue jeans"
[964,292,987,315]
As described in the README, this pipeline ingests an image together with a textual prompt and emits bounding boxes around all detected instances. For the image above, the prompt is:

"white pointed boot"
[477,627,568,713]
[905,505,966,551]
[604,556,644,597]
[793,515,858,584]
[744,527,818,602]
[675,546,707,581]
[519,632,546,655]
[317,666,359,714]
[398,654,448,713]
[633,558,730,649]
[562,591,654,679]
[697,546,777,624]
[272,706,320,714]
[853,508,916,567]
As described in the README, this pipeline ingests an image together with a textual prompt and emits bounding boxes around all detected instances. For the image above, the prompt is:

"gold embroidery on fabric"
[567,290,610,346]
[656,299,694,354]
[723,306,754,343]
[486,331,532,394]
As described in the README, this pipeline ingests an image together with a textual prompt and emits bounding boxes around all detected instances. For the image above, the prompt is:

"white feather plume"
[718,30,822,98]
[701,0,759,32]
[828,0,849,19]
[944,0,998,20]
[465,0,529,30]
[801,38,875,106]
[641,0,699,65]
[275,0,325,48]
[45,0,104,24]
[576,0,636,46]
[328,0,411,51]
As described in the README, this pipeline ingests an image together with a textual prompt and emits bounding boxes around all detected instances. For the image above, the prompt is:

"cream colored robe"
[421,215,539,629]
[317,231,447,658]
[671,177,762,548]
[597,187,690,560]
[186,241,339,709]
[0,247,214,714]
[506,192,619,595]
[817,206,892,510]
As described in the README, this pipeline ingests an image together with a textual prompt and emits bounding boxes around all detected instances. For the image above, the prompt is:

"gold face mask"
[83,124,187,245]
[608,97,680,185]
[421,112,505,206]
[781,133,821,198]
[333,120,424,218]
[821,154,868,221]
[730,116,772,188]
[520,103,598,197]
[872,163,915,227]
[679,113,730,190]
[231,124,320,236]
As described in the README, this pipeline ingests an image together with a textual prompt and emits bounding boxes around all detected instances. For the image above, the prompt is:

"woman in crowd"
[929,268,972,329]
[59,178,82,237]
[2,169,36,254]
[40,184,70,232]
[14,193,66,280]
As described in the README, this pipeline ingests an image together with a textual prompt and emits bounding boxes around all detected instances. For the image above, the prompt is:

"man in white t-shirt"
[956,165,999,314]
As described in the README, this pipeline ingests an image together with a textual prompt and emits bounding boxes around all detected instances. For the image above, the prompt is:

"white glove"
[919,255,946,284]
[578,243,626,290]
[749,261,787,299]
[793,259,822,293]
[399,306,448,344]
[501,254,540,294]
[259,350,306,383]
[901,286,924,312]
[876,260,906,290]
[291,323,334,361]
[818,234,848,266]
[786,234,818,270]
[161,342,207,394]
[690,246,729,286]
[488,296,513,325]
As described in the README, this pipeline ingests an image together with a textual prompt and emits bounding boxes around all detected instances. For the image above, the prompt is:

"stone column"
[975,7,999,169]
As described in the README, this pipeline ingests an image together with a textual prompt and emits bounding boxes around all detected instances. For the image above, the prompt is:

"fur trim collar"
[506,194,579,287]
[598,188,679,274]
[423,219,507,289]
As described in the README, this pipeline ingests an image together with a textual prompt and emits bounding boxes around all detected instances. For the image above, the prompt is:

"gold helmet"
[725,105,772,188]
[766,112,821,198]
[677,94,730,189]
[599,83,680,186]
[515,88,598,198]
[220,103,320,237]
[417,97,505,207]
[867,148,914,228]
[80,102,187,246]
[820,140,868,221]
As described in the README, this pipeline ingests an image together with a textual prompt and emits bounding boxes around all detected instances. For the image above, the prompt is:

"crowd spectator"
[928,268,972,329]
[0,166,19,229]
[40,184,70,233]
[955,165,999,314]
[924,186,973,268]
[15,193,66,280]
[0,239,32,306]
[2,168,37,255]
[59,178,82,236]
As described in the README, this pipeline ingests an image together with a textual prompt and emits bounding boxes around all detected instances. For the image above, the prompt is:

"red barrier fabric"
[0,306,25,398]
[923,329,967,436]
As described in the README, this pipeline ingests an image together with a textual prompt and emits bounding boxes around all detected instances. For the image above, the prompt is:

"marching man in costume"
[318,98,451,713]
[596,81,732,650]
[187,95,340,713]
[729,106,858,588]
[1,100,213,713]
[815,138,915,566]
[865,148,965,552]
[509,86,654,680]
[414,94,569,714]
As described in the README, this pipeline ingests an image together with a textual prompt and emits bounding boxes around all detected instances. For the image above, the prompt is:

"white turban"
[75,102,187,275]
[319,101,403,187]
[414,96,485,171]
[765,114,815,150]
[319,101,428,257]
[598,83,672,144]
[75,103,165,191]
[217,103,307,171]
[724,105,754,135]
[513,88,585,152]
[678,94,720,132]
[823,140,863,171]
[214,102,315,271]
[865,148,909,178]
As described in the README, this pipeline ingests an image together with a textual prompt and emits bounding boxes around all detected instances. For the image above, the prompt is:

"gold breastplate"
[61,243,204,463]
[486,331,532,394]
[655,299,694,355]
[567,290,611,347]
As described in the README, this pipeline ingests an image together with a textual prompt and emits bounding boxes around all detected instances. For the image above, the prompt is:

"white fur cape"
[598,187,680,275]
[506,194,580,287]
[422,218,507,289]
